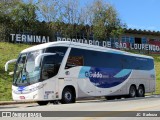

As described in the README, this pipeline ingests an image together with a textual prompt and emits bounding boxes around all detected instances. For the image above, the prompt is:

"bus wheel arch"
[61,85,76,104]
[129,84,137,98]
[137,84,145,97]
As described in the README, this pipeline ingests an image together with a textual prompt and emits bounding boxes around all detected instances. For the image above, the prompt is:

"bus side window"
[121,57,128,69]
[41,54,62,80]
[65,48,84,69]
[65,56,84,69]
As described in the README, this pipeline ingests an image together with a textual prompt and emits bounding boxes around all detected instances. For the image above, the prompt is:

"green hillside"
[0,42,31,101]
[0,42,159,101]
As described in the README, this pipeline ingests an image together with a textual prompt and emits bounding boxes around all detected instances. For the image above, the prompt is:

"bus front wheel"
[37,101,49,106]
[61,88,75,104]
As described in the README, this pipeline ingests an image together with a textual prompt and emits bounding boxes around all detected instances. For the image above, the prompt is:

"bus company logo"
[85,72,103,78]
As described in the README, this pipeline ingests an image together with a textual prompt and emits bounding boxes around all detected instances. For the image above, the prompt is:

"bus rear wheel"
[137,86,145,97]
[129,86,137,98]
[61,88,75,104]
[37,101,49,106]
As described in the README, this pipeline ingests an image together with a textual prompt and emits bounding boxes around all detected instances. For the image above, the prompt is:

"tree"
[0,0,38,42]
[86,0,126,40]
[57,0,79,37]
[0,0,21,41]
[0,0,126,42]
[37,0,61,22]
[10,2,38,32]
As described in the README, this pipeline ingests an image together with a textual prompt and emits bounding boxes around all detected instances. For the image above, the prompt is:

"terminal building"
[57,28,160,54]
[120,29,160,54]
[9,28,160,54]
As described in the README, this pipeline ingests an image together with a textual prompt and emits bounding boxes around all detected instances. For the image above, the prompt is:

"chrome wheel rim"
[130,88,136,97]
[139,89,143,95]
[64,91,72,101]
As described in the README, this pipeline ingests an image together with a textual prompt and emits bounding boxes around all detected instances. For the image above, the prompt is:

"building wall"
[120,32,160,54]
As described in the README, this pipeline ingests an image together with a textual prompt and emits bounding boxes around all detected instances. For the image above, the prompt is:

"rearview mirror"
[35,53,56,68]
[5,59,17,72]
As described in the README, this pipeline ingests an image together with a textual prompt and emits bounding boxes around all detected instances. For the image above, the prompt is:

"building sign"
[57,37,160,52]
[10,34,50,43]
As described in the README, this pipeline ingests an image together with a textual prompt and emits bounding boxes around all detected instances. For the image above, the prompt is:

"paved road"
[0,95,160,120]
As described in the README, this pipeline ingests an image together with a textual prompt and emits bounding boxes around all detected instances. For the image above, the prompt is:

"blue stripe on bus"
[107,50,125,55]
[78,67,132,88]
[114,69,132,78]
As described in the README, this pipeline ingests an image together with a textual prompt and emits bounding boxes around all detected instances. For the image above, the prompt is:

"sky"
[81,0,160,31]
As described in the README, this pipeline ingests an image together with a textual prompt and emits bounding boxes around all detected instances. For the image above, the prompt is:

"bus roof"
[21,41,153,59]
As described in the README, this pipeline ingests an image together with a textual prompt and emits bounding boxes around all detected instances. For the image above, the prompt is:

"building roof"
[124,28,160,36]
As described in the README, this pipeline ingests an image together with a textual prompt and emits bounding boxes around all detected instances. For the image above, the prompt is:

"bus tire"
[61,88,75,104]
[137,86,145,97]
[129,85,137,98]
[37,101,49,106]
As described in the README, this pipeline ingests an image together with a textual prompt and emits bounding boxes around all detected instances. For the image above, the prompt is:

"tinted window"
[66,48,154,70]
[41,47,67,80]
[66,48,123,69]
[65,56,84,69]
[122,56,154,70]
[41,55,61,80]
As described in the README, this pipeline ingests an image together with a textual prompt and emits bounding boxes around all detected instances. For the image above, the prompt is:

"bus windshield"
[13,50,42,86]
[13,47,68,86]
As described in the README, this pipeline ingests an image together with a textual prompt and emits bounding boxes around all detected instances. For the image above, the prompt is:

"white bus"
[5,41,156,105]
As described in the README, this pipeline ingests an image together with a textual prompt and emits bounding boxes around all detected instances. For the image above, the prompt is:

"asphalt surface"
[0,95,160,120]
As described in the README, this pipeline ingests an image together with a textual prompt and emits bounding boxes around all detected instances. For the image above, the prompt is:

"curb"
[0,101,36,105]
[0,94,159,105]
